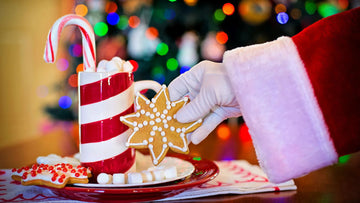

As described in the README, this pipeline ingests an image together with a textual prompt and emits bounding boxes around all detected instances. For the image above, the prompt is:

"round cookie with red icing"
[11,163,92,188]
[120,85,202,165]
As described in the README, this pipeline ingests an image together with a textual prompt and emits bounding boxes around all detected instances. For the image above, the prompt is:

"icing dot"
[143,121,148,126]
[153,160,158,165]
[171,102,176,107]
[136,112,140,117]
[146,112,151,116]
[138,124,143,128]
[158,127,163,131]
[150,131,156,136]
[134,127,139,132]
[173,114,177,119]
[146,100,150,104]
[160,114,166,119]
[176,128,181,133]
[162,119,167,124]
[180,133,185,138]
[153,108,158,112]
[184,97,189,102]
[163,110,168,114]
[168,142,173,147]
[133,122,138,126]
[162,137,167,142]
[166,101,171,105]
[149,144,153,149]
[152,126,158,131]
[143,140,148,145]
[136,105,141,110]
[164,124,169,128]
[151,98,156,103]
[140,110,145,114]
[163,144,168,149]
[166,105,171,110]
[156,118,161,123]
[150,121,155,125]
[170,127,175,131]
[149,137,154,142]
[150,114,155,119]
[150,103,155,108]
[182,127,186,132]
[161,131,166,136]
[156,112,160,117]
[166,116,172,121]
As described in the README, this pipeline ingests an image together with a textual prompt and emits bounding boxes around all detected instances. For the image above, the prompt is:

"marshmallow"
[163,166,177,179]
[127,172,143,184]
[123,61,133,72]
[141,170,153,182]
[95,57,134,73]
[113,173,126,184]
[151,169,165,181]
[105,60,118,72]
[96,60,107,72]
[97,173,113,184]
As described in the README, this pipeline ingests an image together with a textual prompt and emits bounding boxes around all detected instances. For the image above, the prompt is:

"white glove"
[168,60,241,144]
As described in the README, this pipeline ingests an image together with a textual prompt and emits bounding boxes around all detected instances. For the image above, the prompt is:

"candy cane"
[44,14,96,72]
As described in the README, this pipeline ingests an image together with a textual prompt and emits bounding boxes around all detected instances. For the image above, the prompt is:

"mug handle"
[134,80,162,94]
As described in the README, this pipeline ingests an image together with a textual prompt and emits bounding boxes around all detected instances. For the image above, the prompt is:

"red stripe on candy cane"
[80,72,134,105]
[80,104,134,144]
[79,27,96,68]
[44,14,96,71]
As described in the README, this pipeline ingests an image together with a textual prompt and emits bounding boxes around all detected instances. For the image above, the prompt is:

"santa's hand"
[168,61,241,144]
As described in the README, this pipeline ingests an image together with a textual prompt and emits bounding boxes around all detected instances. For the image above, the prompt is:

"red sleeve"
[292,7,360,156]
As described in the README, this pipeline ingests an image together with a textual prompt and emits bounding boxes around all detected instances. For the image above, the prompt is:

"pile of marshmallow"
[96,57,133,73]
[97,166,177,185]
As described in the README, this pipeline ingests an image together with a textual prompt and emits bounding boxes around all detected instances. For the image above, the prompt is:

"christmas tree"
[45,0,353,122]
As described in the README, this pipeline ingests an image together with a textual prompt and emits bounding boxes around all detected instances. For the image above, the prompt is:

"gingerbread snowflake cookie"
[11,163,92,188]
[120,85,202,165]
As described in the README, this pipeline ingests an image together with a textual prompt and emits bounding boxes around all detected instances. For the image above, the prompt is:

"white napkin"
[160,160,297,201]
[0,159,296,202]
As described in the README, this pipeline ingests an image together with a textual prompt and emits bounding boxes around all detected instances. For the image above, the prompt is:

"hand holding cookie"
[120,85,202,165]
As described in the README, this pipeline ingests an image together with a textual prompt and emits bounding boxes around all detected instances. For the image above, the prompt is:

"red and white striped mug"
[78,71,161,178]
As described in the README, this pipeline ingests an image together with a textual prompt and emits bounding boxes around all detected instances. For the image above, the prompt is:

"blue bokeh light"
[69,44,82,57]
[164,9,176,20]
[277,12,289,24]
[107,12,120,25]
[153,74,166,84]
[58,96,72,109]
[180,66,191,74]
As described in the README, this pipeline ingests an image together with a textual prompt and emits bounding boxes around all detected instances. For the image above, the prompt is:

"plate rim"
[45,153,219,196]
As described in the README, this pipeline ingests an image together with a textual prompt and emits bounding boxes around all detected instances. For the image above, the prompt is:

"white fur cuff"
[223,37,338,183]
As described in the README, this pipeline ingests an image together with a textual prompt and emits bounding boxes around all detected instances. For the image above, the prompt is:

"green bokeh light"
[151,66,164,76]
[94,22,108,37]
[117,15,129,30]
[166,58,178,71]
[156,43,169,56]
[193,157,202,161]
[338,154,351,164]
[305,0,317,15]
[318,3,340,18]
[214,9,226,21]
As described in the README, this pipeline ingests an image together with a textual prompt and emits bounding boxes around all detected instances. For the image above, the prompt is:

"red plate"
[44,154,219,202]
